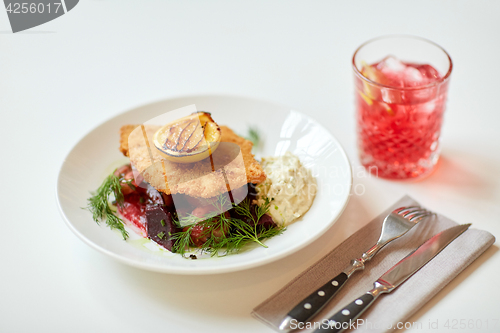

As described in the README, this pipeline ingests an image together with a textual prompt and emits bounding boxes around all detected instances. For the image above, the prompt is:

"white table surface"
[1,1,499,332]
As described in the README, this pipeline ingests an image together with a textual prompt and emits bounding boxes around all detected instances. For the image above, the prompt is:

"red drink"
[353,37,452,179]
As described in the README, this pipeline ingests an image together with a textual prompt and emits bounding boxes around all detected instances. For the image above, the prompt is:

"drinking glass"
[353,35,452,179]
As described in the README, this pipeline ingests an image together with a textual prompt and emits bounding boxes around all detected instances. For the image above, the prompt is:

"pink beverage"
[353,36,452,179]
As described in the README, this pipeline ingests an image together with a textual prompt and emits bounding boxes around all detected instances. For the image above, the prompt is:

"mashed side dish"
[256,152,316,226]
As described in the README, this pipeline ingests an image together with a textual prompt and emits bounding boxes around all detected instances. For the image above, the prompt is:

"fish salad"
[87,112,316,258]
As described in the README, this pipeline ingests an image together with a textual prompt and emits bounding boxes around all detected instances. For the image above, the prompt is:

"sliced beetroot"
[117,180,165,236]
[146,206,181,252]
[257,213,276,229]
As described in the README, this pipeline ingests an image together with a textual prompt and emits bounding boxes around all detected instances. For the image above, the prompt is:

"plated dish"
[93,110,311,257]
[56,95,352,274]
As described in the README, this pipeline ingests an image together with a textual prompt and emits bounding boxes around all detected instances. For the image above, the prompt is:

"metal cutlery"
[279,206,433,331]
[313,223,471,333]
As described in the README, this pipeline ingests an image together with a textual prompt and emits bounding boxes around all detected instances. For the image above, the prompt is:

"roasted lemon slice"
[153,112,221,163]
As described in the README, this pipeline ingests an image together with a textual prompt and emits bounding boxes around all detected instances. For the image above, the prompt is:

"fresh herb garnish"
[157,232,165,240]
[123,179,136,191]
[171,195,284,257]
[86,174,128,240]
[160,219,165,227]
[246,126,261,147]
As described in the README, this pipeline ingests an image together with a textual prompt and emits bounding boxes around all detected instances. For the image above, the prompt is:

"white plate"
[56,95,352,274]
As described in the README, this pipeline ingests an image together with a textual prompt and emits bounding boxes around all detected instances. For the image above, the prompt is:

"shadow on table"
[430,149,499,200]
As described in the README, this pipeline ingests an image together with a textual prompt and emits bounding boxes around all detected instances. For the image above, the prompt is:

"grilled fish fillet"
[119,124,266,198]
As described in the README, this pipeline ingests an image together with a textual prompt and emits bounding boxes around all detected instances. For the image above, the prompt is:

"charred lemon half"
[153,112,221,163]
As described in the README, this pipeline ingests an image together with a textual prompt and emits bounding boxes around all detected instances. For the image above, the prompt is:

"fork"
[279,206,433,331]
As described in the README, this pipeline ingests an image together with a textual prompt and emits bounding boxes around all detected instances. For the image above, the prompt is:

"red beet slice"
[146,206,181,252]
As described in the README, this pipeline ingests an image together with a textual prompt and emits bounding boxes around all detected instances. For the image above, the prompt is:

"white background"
[1,1,499,332]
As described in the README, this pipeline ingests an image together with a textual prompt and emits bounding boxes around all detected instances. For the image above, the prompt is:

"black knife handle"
[287,272,348,324]
[313,293,375,333]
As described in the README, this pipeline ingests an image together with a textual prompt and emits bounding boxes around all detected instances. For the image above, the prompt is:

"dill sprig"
[246,126,261,147]
[171,225,195,255]
[86,174,129,240]
[171,195,285,257]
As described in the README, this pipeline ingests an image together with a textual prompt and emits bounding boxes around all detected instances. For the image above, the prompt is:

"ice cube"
[366,57,442,92]
[378,56,406,73]
[374,56,406,87]
[416,64,442,81]
[375,56,442,88]
[403,66,425,87]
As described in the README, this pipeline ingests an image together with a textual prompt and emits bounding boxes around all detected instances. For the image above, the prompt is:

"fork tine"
[408,211,433,222]
[401,208,427,217]
[395,206,434,221]
[400,208,428,218]
[394,206,420,214]
[402,209,425,217]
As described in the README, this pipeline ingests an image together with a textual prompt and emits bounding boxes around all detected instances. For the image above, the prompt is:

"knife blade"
[313,223,471,333]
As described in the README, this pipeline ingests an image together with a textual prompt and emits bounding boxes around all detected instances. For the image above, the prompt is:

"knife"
[312,223,471,333]
[279,206,433,331]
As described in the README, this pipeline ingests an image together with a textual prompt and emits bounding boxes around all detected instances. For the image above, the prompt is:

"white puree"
[256,152,316,226]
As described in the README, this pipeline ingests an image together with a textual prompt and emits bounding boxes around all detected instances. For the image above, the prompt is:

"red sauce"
[117,192,148,236]
[114,164,164,236]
